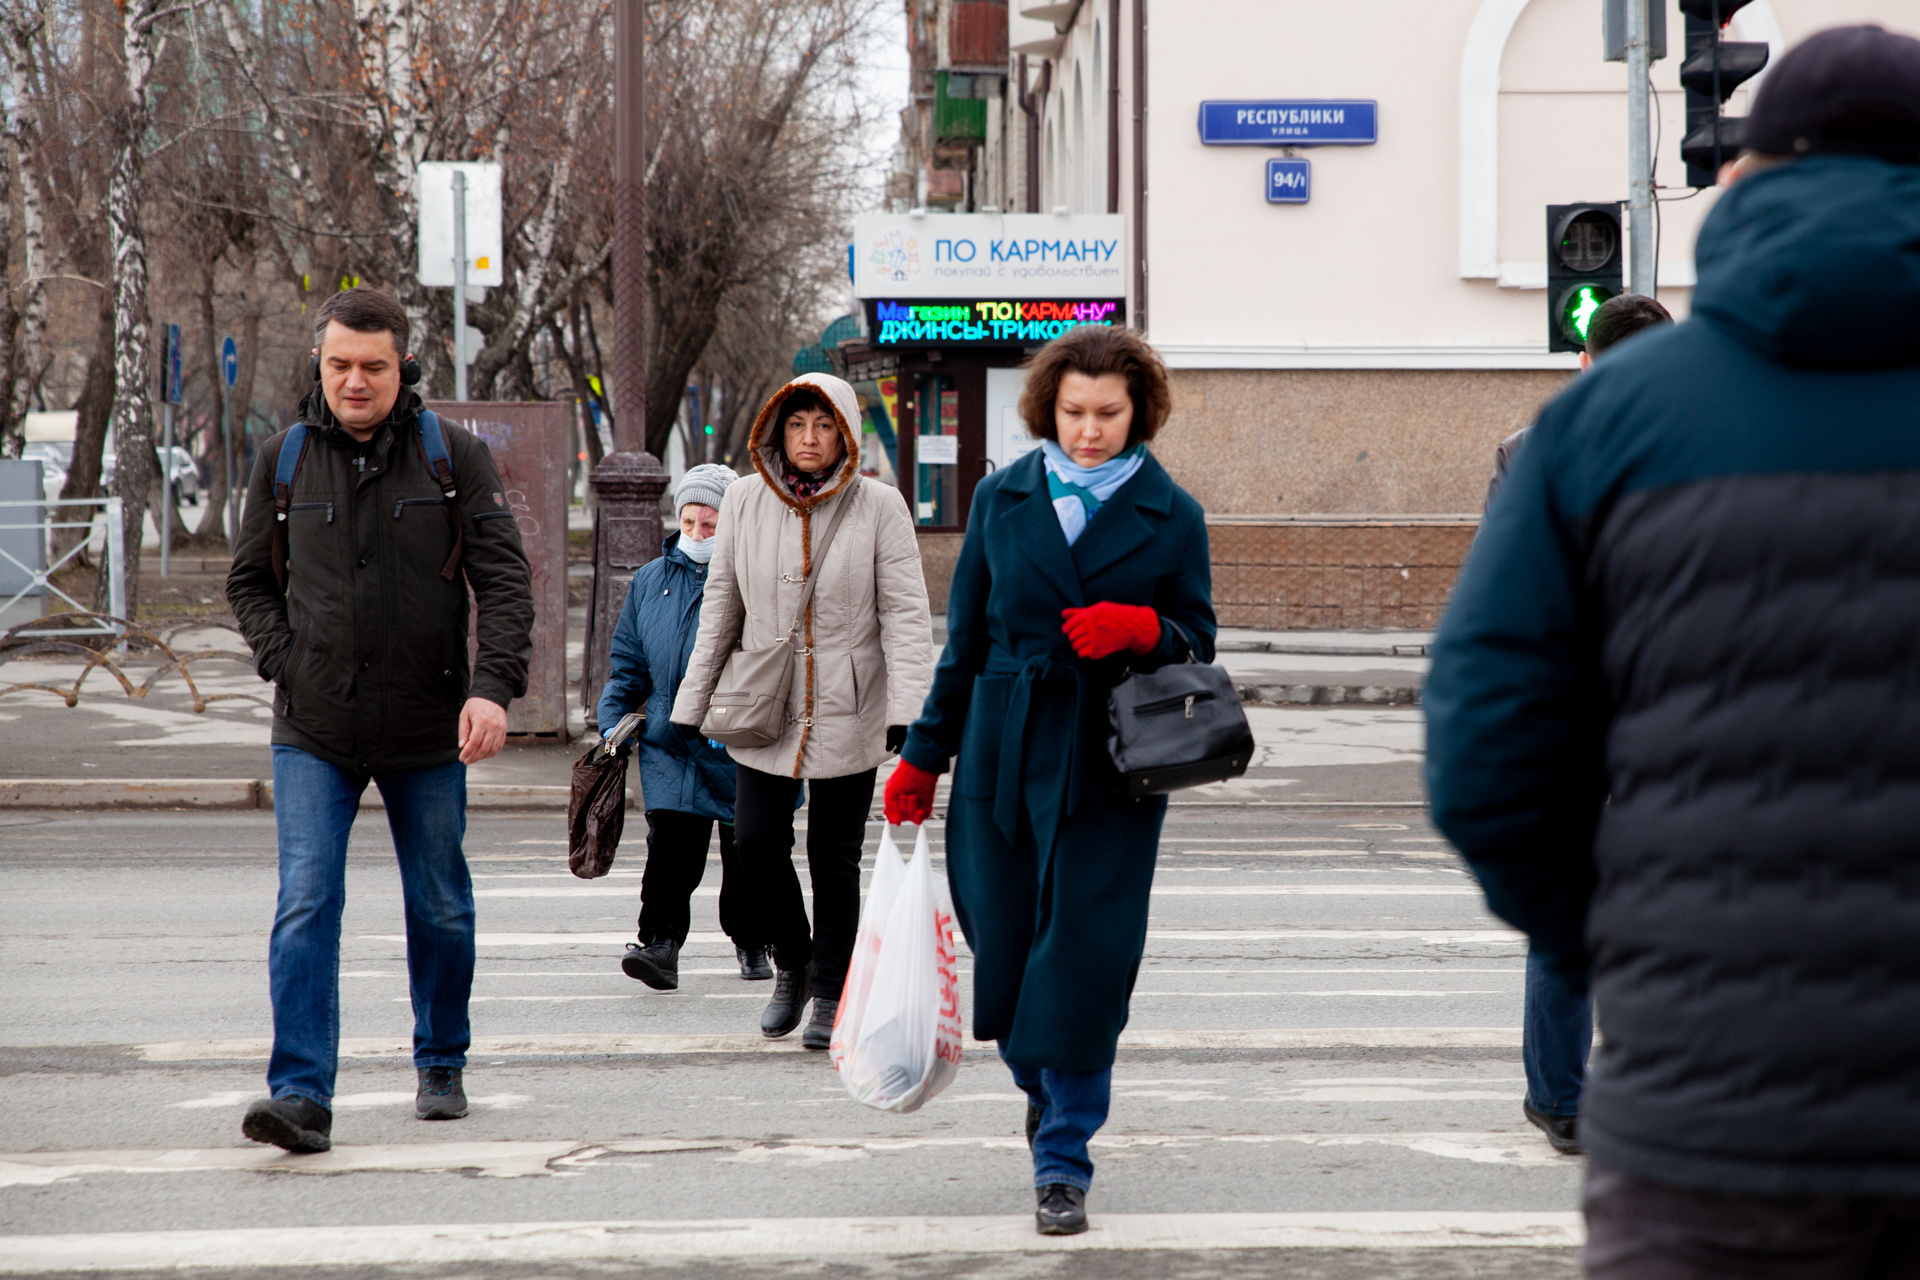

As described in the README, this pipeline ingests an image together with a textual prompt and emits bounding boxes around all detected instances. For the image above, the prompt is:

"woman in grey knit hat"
[596,463,771,987]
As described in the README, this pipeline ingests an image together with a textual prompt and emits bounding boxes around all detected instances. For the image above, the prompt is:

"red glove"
[1062,602,1161,660]
[884,757,939,826]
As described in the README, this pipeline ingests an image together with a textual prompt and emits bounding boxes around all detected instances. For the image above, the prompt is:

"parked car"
[101,447,202,505]
[20,442,71,500]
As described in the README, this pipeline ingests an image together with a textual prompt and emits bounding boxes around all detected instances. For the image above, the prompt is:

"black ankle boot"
[1025,1100,1043,1148]
[736,945,773,981]
[622,939,679,990]
[761,968,812,1038]
[801,996,838,1051]
[1035,1183,1087,1235]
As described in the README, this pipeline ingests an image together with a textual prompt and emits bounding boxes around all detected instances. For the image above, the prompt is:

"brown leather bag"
[568,713,642,879]
[699,490,854,748]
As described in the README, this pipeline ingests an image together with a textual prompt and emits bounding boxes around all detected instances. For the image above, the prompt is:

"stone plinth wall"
[915,531,966,615]
[921,520,1474,630]
[1208,517,1477,630]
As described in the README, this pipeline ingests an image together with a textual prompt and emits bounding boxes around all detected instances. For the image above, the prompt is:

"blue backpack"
[270,407,462,590]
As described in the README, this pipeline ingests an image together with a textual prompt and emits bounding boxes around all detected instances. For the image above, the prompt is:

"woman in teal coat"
[884,325,1216,1236]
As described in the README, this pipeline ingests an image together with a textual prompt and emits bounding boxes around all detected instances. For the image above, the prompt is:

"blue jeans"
[1523,946,1593,1117]
[267,745,473,1107]
[1001,1047,1111,1191]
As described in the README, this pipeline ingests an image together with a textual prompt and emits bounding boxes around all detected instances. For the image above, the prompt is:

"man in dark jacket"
[226,288,533,1154]
[1428,25,1920,1275]
[597,463,772,991]
[1482,290,1672,1160]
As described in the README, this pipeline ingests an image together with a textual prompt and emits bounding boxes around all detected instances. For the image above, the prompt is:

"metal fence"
[0,496,127,641]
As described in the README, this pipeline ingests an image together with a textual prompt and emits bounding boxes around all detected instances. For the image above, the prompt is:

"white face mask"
[681,534,715,565]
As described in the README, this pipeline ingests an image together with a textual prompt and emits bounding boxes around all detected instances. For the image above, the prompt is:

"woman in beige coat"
[671,372,935,1047]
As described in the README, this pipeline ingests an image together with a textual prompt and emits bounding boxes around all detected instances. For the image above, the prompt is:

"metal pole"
[1625,0,1655,296]
[452,169,469,402]
[106,494,126,647]
[610,0,647,451]
[222,394,236,546]
[160,402,172,578]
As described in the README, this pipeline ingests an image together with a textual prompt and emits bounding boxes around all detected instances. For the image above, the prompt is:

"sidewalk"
[0,619,1428,807]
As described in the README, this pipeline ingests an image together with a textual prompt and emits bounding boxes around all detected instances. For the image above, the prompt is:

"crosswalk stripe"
[404,928,1524,947]
[471,884,1480,898]
[131,1026,1520,1062]
[0,1211,1582,1268]
[0,1130,1571,1191]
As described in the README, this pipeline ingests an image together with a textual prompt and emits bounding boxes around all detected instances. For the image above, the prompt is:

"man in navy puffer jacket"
[599,464,771,988]
[1427,25,1920,1277]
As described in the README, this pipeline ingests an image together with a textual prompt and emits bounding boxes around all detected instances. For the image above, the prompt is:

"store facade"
[840,212,1124,596]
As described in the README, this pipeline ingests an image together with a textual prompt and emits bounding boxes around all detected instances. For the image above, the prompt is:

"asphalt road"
[0,720,1579,1278]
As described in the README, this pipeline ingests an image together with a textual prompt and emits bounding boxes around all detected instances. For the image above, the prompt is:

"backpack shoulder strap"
[273,422,309,514]
[270,423,311,591]
[414,408,465,582]
[415,408,457,498]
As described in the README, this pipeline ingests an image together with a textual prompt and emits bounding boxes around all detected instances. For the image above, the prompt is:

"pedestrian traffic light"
[1547,203,1624,353]
[1679,0,1769,187]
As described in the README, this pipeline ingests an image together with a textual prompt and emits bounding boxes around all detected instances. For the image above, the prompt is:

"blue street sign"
[222,336,238,387]
[165,323,182,404]
[1266,158,1311,204]
[1198,100,1377,146]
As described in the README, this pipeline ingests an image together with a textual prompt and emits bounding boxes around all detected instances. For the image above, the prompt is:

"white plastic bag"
[830,823,964,1112]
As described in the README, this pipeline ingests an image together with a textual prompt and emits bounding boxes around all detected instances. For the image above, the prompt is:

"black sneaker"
[1035,1183,1088,1235]
[241,1095,332,1153]
[801,997,838,1051]
[622,940,679,990]
[1025,1100,1043,1148]
[416,1066,468,1120]
[760,968,812,1038]
[736,945,773,981]
[1523,1097,1582,1155]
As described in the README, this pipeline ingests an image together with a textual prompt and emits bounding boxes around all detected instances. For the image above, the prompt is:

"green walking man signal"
[1547,202,1626,353]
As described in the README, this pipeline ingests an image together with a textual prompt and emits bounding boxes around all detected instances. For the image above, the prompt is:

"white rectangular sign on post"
[853,212,1124,300]
[417,162,504,287]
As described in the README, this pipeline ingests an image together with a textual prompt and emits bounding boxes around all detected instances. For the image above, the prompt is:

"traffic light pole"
[1625,0,1656,296]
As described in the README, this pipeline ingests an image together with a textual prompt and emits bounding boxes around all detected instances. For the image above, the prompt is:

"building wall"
[1155,368,1572,515]
[1126,0,1912,512]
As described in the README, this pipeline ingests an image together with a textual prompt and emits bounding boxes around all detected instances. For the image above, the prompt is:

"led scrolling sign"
[868,299,1126,347]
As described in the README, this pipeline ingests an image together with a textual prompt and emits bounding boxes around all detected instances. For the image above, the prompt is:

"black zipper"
[474,510,515,523]
[1136,690,1215,716]
[393,498,443,519]
[290,501,333,523]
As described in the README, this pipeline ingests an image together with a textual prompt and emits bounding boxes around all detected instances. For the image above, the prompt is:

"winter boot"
[736,945,774,981]
[801,996,838,1051]
[622,940,679,990]
[760,967,812,1038]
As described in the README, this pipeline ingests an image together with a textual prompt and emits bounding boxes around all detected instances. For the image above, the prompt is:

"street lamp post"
[583,0,666,730]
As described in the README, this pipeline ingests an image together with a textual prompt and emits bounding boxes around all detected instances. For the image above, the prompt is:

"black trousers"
[637,809,752,949]
[1584,1159,1920,1279]
[732,763,876,996]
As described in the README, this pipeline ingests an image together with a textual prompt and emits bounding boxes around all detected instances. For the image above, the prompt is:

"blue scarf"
[1040,440,1146,546]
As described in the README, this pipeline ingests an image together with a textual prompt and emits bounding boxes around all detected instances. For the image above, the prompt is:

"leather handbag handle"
[782,485,857,643]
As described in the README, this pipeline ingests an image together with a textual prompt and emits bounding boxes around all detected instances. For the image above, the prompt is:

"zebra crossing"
[0,710,1583,1277]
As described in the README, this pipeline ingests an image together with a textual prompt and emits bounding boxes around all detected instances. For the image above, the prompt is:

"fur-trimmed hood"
[747,372,863,511]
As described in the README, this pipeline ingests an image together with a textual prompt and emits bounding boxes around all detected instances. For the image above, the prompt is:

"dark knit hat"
[1744,25,1920,165]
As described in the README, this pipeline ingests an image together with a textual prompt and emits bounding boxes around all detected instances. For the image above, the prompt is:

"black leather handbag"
[1106,658,1256,796]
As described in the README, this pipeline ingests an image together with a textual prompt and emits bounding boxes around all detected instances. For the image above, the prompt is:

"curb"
[0,780,611,811]
[1236,682,1420,707]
